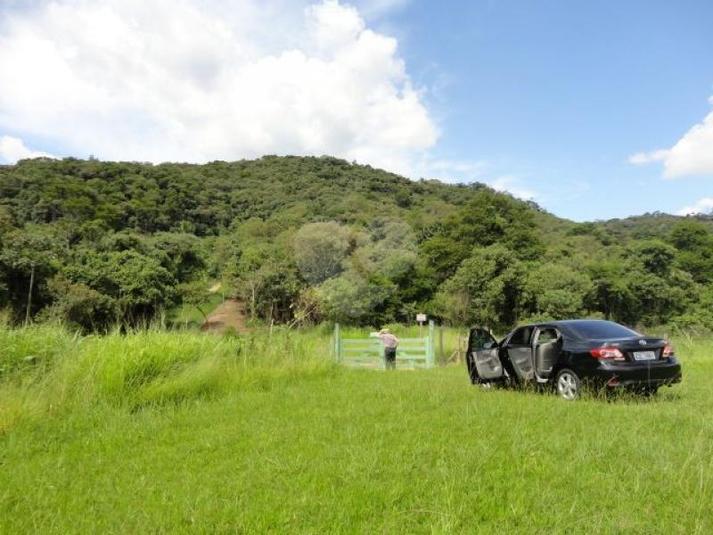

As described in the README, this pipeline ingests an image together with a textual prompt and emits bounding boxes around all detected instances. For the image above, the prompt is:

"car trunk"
[597,337,666,362]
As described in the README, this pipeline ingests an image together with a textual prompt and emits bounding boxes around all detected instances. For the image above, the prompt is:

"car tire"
[555,369,581,401]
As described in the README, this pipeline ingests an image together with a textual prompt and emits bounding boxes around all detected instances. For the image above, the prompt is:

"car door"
[532,326,561,380]
[504,326,535,382]
[467,327,503,381]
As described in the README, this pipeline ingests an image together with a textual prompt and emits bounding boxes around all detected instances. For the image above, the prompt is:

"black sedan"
[466,319,682,400]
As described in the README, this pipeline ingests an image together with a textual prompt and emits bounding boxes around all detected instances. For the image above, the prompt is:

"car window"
[469,328,495,350]
[535,328,559,344]
[508,327,533,346]
[568,320,640,339]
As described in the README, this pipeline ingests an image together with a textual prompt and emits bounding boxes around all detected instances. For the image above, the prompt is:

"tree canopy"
[1,155,712,331]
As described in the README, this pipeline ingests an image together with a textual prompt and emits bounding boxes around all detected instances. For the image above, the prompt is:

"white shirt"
[376,333,399,348]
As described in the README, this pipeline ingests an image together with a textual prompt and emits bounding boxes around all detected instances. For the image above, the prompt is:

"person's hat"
[379,328,390,334]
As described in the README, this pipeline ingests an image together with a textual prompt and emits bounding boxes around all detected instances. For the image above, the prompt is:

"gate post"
[427,320,435,368]
[334,323,341,362]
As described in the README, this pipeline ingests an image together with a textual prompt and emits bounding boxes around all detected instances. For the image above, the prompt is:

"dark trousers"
[384,347,396,369]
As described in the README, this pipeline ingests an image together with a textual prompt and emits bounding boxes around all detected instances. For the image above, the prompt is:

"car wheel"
[555,369,581,401]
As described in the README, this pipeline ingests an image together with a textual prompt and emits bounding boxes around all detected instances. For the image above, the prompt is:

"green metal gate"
[333,321,436,369]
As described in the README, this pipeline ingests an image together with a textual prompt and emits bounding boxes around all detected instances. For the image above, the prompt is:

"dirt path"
[200,298,248,334]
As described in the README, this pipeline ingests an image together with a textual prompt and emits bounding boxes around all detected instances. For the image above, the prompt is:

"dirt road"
[200,299,248,333]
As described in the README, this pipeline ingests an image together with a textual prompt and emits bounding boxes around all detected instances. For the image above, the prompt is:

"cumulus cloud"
[677,197,713,216]
[629,96,713,178]
[0,135,55,163]
[0,0,437,175]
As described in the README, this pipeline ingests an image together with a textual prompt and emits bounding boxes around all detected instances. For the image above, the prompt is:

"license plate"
[633,351,656,361]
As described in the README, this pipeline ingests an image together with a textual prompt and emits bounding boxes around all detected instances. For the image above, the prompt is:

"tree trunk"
[25,263,35,326]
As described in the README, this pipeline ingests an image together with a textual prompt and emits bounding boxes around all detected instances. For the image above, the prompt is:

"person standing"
[376,328,399,369]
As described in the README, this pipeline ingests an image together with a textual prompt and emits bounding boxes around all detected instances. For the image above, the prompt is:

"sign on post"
[416,313,427,338]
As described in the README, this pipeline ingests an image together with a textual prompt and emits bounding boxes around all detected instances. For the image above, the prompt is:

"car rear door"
[467,327,503,381]
[504,326,535,381]
[532,326,561,379]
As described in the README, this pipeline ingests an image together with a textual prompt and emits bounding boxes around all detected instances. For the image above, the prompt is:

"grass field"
[1,326,712,533]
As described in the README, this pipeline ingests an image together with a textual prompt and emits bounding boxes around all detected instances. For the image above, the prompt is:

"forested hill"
[0,155,550,235]
[1,156,712,332]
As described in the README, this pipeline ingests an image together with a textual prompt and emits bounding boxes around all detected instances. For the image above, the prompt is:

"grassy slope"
[1,330,712,533]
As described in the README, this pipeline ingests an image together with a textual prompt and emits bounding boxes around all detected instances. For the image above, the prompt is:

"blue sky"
[0,0,711,221]
[372,0,713,220]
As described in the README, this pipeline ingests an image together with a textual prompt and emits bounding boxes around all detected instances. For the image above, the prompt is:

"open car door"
[503,326,535,383]
[466,327,503,383]
[532,327,562,381]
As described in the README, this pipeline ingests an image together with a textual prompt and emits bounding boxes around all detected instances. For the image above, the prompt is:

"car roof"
[508,319,626,338]
[512,319,618,328]
[551,319,614,327]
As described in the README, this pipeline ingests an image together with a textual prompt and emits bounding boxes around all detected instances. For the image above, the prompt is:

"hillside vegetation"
[1,156,712,331]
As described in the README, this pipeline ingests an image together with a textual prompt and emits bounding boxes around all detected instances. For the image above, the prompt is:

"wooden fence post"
[334,323,341,362]
[427,320,435,368]
[438,325,444,362]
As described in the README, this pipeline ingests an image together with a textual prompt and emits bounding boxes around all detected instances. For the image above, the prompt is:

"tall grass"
[0,325,334,433]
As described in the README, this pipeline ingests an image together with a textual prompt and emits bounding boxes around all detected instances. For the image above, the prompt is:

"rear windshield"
[567,321,640,340]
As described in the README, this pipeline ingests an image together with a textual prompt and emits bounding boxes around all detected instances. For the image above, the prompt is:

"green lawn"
[1,330,712,533]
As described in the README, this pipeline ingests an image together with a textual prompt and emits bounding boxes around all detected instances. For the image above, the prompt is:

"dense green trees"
[64,250,177,325]
[0,226,60,324]
[0,156,712,331]
[669,220,713,284]
[293,222,352,284]
[434,245,523,327]
[523,263,592,320]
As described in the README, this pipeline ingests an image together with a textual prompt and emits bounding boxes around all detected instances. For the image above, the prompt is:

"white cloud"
[414,160,543,202]
[629,97,713,178]
[0,0,437,175]
[0,135,55,163]
[677,197,713,216]
[628,149,669,165]
[487,175,539,201]
[412,157,486,182]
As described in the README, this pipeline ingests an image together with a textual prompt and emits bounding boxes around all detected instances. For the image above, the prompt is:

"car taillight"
[590,346,625,361]
[662,343,674,358]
